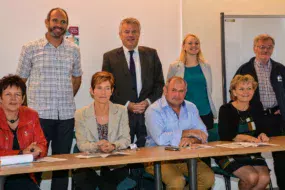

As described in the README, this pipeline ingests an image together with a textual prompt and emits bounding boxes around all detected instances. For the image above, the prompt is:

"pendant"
[7,116,19,124]
[10,119,16,124]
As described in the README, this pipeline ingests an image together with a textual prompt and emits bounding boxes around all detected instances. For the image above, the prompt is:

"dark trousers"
[200,112,214,130]
[259,114,285,189]
[73,166,129,190]
[4,174,40,190]
[129,112,147,147]
[40,118,74,190]
[200,112,214,167]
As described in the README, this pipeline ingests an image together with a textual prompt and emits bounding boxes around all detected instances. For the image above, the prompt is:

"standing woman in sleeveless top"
[167,34,216,130]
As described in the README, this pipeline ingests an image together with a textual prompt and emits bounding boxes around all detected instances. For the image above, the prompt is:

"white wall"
[182,0,285,114]
[0,0,181,108]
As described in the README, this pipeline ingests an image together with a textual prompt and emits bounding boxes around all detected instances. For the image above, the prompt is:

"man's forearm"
[72,76,82,96]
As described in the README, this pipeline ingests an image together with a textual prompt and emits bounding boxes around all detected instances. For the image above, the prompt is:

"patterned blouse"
[97,122,108,140]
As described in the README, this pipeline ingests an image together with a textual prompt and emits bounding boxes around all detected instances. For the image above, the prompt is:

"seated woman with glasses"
[216,74,270,190]
[73,71,131,190]
[0,74,47,190]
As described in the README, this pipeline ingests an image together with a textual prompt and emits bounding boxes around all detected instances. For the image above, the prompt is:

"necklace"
[7,116,19,124]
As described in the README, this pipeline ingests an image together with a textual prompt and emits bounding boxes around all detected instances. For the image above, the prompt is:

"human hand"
[127,102,139,113]
[97,140,109,147]
[258,133,269,142]
[98,141,115,153]
[246,136,260,143]
[179,137,196,147]
[182,129,207,143]
[135,100,149,114]
[23,142,42,158]
[274,109,281,115]
[128,101,149,114]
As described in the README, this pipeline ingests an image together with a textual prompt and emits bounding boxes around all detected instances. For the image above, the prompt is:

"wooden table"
[1,136,285,190]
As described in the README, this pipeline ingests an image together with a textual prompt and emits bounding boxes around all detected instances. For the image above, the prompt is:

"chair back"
[208,123,220,142]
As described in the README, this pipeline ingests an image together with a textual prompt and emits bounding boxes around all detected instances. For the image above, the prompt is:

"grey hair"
[253,34,275,47]
[119,17,141,33]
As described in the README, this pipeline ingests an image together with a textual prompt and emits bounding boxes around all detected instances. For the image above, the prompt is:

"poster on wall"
[65,26,79,46]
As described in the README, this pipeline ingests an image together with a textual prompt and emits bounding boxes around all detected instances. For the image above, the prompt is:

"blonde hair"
[179,33,206,64]
[229,74,258,101]
[253,34,275,47]
[119,17,141,34]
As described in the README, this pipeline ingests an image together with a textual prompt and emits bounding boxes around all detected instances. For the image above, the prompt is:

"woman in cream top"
[167,33,216,130]
[73,71,130,190]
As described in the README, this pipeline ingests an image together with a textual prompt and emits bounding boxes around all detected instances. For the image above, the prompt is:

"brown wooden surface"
[1,136,285,176]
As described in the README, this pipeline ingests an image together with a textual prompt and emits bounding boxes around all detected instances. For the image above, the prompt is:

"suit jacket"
[102,46,164,105]
[167,60,217,118]
[75,101,131,152]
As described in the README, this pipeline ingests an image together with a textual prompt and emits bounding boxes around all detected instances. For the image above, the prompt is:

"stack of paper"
[0,154,33,166]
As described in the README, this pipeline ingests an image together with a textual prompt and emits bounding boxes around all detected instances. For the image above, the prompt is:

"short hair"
[91,71,115,90]
[119,17,141,33]
[179,33,206,64]
[165,76,187,90]
[253,34,275,47]
[46,7,69,25]
[229,74,258,101]
[0,74,26,97]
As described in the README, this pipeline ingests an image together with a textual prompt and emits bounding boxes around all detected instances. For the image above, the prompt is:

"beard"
[48,26,66,39]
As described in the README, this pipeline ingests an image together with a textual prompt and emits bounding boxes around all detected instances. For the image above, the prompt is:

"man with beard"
[16,8,82,190]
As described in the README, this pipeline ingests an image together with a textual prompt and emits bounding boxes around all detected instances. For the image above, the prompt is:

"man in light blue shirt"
[145,76,214,189]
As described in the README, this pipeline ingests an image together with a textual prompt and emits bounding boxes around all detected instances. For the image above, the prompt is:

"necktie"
[129,50,137,97]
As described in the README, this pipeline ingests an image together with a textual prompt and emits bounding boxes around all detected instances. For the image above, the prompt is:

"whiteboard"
[221,14,285,103]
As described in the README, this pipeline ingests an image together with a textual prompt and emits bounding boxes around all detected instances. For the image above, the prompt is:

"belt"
[263,106,279,116]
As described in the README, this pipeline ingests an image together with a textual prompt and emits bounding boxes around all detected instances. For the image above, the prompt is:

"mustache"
[51,26,64,31]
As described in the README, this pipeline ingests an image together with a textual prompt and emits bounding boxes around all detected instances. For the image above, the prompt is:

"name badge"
[277,75,282,82]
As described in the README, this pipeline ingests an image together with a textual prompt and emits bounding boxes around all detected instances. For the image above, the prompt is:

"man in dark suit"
[235,34,285,189]
[102,17,164,147]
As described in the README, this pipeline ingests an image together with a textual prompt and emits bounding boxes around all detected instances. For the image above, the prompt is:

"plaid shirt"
[16,37,83,120]
[254,59,277,109]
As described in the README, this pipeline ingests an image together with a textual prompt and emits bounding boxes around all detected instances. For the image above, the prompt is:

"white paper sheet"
[76,152,131,159]
[0,154,33,166]
[216,142,279,149]
[36,157,67,162]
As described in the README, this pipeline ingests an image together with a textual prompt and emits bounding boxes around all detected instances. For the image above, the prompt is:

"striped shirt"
[16,36,83,120]
[254,59,277,109]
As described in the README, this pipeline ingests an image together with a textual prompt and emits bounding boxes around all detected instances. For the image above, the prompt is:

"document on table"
[186,144,214,149]
[36,157,67,162]
[76,151,131,159]
[216,142,279,149]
